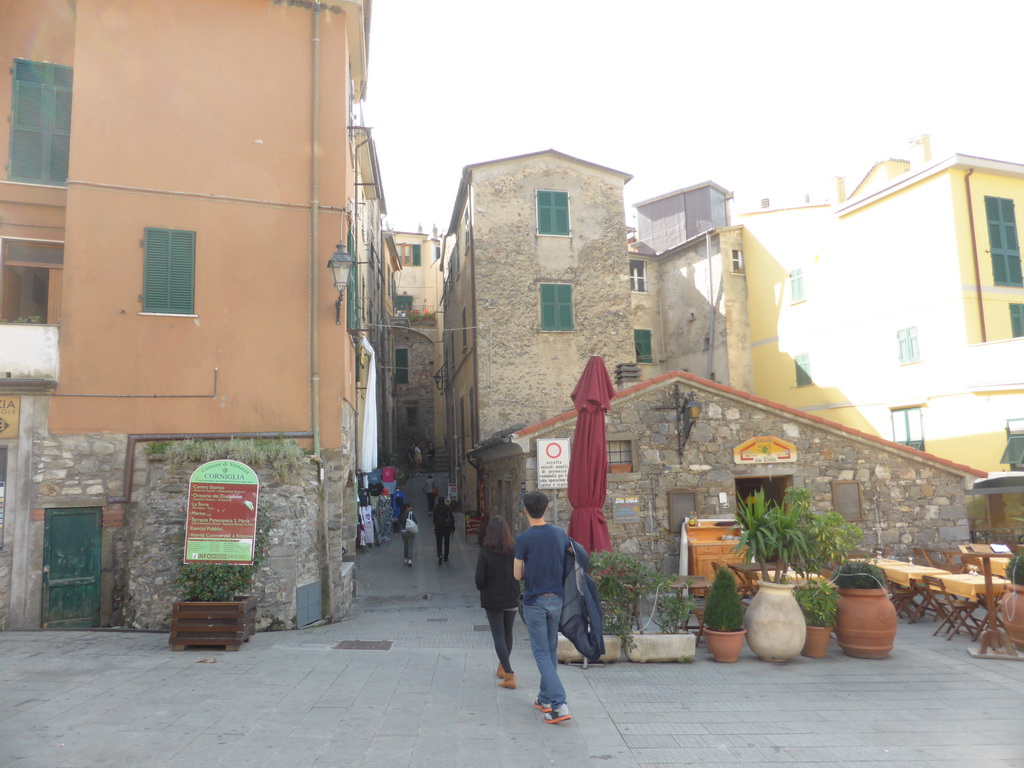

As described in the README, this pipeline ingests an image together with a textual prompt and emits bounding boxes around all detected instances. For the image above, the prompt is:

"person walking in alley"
[475,515,519,690]
[398,503,417,567]
[425,474,439,514]
[432,496,455,565]
[514,491,572,724]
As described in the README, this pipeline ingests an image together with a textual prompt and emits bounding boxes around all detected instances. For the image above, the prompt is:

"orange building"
[0,0,378,629]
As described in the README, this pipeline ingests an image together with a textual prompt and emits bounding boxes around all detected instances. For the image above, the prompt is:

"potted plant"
[999,551,1024,649]
[797,509,864,576]
[832,560,896,658]
[794,579,838,658]
[170,510,271,651]
[703,566,746,662]
[733,488,809,662]
[587,551,654,662]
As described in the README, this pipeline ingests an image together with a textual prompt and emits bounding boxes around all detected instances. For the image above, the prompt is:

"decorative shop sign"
[612,495,641,522]
[0,396,19,438]
[447,482,458,501]
[536,438,570,489]
[183,460,260,564]
[272,0,345,14]
[733,435,797,464]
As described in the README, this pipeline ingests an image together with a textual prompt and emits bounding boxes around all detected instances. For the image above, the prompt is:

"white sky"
[364,0,1024,234]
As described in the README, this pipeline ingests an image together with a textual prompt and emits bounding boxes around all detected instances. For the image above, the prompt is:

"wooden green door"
[43,508,101,628]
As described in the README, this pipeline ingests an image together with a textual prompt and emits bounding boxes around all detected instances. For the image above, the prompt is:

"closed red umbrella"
[567,356,615,553]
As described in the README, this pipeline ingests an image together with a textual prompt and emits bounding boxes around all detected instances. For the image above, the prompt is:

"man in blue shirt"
[513,491,572,724]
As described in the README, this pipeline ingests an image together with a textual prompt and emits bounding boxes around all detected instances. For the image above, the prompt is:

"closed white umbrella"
[358,336,378,473]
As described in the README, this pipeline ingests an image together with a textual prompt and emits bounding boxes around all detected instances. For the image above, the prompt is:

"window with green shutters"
[143,228,195,314]
[346,231,359,330]
[1011,304,1024,338]
[540,283,573,330]
[394,295,413,312]
[634,329,653,363]
[794,353,812,387]
[985,196,1023,286]
[412,244,421,267]
[892,407,925,451]
[897,326,920,363]
[536,190,570,236]
[8,59,72,186]
[395,347,409,384]
[789,268,805,302]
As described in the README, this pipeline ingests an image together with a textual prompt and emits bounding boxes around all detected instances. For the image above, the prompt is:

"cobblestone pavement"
[2,487,1023,767]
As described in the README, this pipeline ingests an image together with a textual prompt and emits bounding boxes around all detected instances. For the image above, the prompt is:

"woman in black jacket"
[475,515,520,689]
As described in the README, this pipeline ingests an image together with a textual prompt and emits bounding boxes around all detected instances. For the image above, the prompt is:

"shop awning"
[967,474,1024,495]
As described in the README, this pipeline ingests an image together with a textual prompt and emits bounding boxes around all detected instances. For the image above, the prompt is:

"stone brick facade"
[394,326,437,470]
[472,371,984,573]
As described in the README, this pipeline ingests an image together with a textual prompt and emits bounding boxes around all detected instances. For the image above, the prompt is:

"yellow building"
[739,138,1024,487]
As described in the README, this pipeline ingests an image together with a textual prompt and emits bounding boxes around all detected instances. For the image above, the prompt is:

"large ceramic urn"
[1000,583,1024,650]
[834,587,897,659]
[743,581,806,662]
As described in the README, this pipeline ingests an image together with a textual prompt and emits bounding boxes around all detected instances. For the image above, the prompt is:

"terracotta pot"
[704,627,747,662]
[744,581,806,662]
[801,625,833,658]
[835,587,897,659]
[999,583,1024,650]
[609,463,632,474]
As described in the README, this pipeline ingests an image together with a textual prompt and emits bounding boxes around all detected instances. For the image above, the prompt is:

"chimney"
[909,134,931,167]
[833,176,847,204]
[614,363,642,390]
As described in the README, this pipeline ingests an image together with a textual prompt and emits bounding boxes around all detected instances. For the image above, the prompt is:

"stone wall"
[478,375,977,573]
[394,326,437,468]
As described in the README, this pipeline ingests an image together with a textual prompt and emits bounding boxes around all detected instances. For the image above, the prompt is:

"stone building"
[468,369,985,572]
[440,150,636,512]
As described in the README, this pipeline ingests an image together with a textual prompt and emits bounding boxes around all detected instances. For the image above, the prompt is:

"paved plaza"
[2,481,1023,767]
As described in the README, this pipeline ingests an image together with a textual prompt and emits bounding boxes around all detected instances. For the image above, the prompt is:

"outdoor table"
[939,573,1008,600]
[671,575,710,597]
[877,562,951,587]
[991,558,1010,578]
[959,552,1021,661]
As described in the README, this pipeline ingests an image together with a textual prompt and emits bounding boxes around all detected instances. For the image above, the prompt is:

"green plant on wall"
[176,508,273,602]
[165,438,306,481]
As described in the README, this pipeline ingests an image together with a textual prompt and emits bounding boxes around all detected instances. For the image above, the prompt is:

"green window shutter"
[9,59,72,185]
[394,295,413,311]
[537,190,569,235]
[986,196,1023,287]
[789,268,805,302]
[892,408,925,451]
[411,244,421,267]
[395,348,409,384]
[795,353,812,387]
[346,230,359,329]
[897,327,920,363]
[1011,304,1024,338]
[634,329,653,363]
[143,228,195,314]
[540,284,573,330]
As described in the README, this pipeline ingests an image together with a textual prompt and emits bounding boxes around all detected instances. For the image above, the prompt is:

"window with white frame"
[629,259,648,292]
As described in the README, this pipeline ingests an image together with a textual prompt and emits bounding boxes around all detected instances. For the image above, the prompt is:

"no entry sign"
[536,438,570,489]
[183,460,260,564]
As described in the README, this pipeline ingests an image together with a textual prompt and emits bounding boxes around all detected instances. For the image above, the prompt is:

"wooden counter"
[686,520,746,580]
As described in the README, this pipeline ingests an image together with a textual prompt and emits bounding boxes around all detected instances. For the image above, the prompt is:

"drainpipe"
[309,3,323,458]
[705,230,715,380]
[964,169,987,342]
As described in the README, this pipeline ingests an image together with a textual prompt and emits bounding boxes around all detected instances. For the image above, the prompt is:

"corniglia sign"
[272,0,345,14]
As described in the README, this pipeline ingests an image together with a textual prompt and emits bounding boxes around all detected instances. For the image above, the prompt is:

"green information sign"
[184,460,260,564]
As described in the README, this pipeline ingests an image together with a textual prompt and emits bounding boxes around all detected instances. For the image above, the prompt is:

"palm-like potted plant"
[793,579,838,657]
[733,488,809,662]
[703,566,746,662]
[998,551,1024,650]
[832,560,896,658]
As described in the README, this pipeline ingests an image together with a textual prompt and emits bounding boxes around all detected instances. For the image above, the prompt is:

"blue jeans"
[523,594,565,708]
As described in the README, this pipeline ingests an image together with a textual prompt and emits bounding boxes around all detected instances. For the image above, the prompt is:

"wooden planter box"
[169,596,256,651]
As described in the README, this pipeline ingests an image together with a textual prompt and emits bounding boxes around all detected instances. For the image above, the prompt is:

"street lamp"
[326,242,355,325]
[680,391,702,453]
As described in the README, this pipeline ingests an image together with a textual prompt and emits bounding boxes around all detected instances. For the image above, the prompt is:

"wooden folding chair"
[727,564,758,602]
[922,575,984,641]
[888,580,920,622]
[940,551,963,573]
